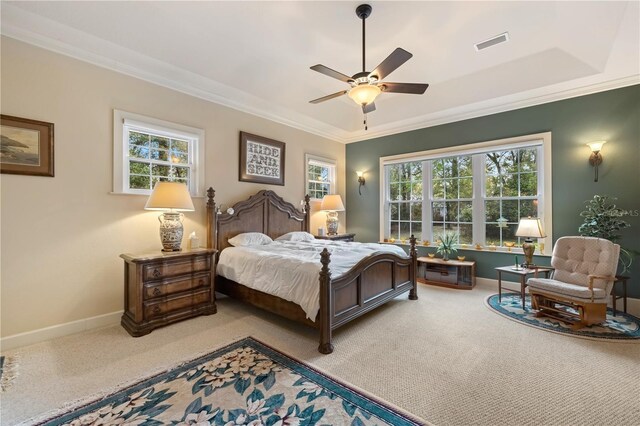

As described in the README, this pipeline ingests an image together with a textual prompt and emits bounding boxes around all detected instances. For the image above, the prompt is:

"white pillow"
[275,231,316,242]
[228,232,273,247]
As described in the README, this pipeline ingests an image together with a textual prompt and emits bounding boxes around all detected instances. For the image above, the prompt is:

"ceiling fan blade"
[369,48,413,80]
[310,64,353,83]
[380,82,429,94]
[309,90,348,104]
[362,102,376,114]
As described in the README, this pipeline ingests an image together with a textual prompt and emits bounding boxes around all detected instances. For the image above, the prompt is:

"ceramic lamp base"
[159,211,184,251]
[326,211,339,235]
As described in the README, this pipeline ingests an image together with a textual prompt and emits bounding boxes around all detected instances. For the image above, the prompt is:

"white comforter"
[217,240,408,320]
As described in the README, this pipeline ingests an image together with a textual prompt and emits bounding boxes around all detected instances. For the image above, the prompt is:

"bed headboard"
[206,188,311,252]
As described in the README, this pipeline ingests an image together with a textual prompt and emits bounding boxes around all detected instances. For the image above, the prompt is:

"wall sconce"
[356,171,366,195]
[587,141,606,182]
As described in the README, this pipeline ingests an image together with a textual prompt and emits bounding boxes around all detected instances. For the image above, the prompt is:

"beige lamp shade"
[144,181,195,211]
[515,217,546,238]
[320,194,345,212]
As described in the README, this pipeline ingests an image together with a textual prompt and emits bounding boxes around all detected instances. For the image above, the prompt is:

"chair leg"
[581,303,607,327]
[531,293,540,310]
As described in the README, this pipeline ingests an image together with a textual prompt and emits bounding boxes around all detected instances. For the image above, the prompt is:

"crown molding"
[0,4,350,143]
[342,75,640,143]
[2,3,638,145]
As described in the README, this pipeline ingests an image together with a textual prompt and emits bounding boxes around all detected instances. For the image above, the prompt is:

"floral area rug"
[485,293,640,341]
[31,337,427,426]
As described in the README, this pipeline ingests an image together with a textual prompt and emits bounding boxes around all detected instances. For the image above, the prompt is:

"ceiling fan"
[309,4,429,130]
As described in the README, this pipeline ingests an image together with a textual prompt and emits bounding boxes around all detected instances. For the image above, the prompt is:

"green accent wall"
[346,85,640,297]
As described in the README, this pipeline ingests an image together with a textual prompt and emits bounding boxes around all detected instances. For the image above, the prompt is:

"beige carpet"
[2,284,640,425]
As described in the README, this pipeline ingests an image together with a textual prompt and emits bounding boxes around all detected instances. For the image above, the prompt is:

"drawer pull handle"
[152,269,161,278]
[152,306,161,314]
[153,288,162,296]
[199,279,205,286]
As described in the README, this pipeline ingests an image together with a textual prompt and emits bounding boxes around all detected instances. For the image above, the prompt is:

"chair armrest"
[587,275,617,301]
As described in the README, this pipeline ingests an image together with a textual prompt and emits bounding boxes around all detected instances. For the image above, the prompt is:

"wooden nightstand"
[315,233,356,242]
[120,248,217,336]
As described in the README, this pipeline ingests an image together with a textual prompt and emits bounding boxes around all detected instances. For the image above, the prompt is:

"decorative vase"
[443,252,449,261]
[158,212,184,251]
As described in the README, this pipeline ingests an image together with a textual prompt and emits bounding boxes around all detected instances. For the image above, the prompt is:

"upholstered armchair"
[528,236,620,329]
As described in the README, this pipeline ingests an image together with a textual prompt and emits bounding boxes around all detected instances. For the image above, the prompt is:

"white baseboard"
[0,311,123,352]
[477,277,640,317]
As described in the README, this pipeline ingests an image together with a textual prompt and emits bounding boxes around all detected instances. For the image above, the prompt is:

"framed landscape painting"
[1,115,54,177]
[239,131,285,186]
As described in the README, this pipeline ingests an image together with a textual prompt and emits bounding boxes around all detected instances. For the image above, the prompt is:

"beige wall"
[0,37,345,338]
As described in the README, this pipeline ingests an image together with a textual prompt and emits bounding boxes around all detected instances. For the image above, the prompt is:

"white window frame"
[380,132,552,255]
[113,110,205,196]
[305,154,337,200]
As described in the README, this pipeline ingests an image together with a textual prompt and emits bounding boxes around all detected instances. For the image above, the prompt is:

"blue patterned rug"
[31,337,427,426]
[485,293,640,341]
[1,354,17,392]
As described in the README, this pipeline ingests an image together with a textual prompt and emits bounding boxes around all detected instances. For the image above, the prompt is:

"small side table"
[315,233,356,242]
[496,266,554,310]
[611,276,629,316]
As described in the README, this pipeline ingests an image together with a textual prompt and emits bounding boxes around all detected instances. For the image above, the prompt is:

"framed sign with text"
[239,131,285,186]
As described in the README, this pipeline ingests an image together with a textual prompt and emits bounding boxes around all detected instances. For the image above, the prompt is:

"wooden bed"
[206,188,417,354]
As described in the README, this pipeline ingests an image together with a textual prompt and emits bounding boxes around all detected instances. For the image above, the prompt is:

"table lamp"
[145,181,195,251]
[515,217,546,267]
[320,194,345,235]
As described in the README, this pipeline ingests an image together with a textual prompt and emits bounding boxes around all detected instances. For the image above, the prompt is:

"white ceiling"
[2,1,639,143]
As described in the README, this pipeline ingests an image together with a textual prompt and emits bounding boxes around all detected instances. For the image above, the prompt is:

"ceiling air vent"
[475,32,510,51]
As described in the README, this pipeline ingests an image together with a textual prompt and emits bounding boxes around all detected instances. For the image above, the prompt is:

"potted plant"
[436,232,458,261]
[578,195,636,272]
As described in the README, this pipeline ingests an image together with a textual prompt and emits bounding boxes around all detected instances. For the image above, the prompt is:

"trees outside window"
[381,134,550,253]
[306,154,336,200]
[113,110,204,196]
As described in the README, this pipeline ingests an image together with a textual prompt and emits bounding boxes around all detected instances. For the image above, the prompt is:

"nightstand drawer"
[144,272,210,299]
[143,256,211,280]
[144,288,211,319]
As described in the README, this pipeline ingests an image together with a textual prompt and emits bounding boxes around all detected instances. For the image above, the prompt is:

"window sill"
[379,241,551,257]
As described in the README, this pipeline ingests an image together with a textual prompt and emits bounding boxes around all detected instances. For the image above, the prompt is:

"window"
[305,154,336,200]
[484,148,539,246]
[386,162,422,240]
[380,133,552,254]
[430,156,473,244]
[113,110,205,196]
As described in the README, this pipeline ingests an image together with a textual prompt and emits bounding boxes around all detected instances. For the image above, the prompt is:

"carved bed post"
[409,234,418,300]
[206,187,217,251]
[303,194,311,233]
[318,248,333,354]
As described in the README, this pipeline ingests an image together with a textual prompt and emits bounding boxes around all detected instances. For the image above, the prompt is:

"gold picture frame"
[1,114,54,177]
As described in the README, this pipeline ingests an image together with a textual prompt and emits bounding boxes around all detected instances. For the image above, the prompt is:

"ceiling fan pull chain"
[364,113,368,131]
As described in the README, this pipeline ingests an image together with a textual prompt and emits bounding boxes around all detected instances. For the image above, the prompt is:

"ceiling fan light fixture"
[348,84,381,105]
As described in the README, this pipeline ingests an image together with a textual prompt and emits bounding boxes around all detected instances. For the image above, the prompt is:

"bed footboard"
[318,236,418,354]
